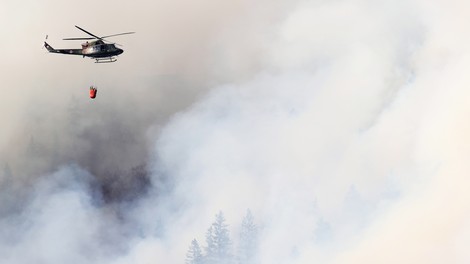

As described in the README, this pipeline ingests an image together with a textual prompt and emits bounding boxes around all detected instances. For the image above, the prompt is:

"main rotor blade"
[101,32,135,39]
[63,37,95,40]
[110,42,124,47]
[75,25,103,40]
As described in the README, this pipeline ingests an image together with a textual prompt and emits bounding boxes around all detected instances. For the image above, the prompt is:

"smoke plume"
[2,0,470,263]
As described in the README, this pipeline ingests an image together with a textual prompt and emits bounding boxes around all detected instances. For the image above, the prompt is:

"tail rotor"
[42,35,48,49]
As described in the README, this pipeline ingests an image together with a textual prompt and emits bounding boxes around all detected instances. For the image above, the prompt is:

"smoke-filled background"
[1,0,470,263]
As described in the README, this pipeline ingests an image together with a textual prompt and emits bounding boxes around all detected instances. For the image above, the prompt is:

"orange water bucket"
[89,87,97,99]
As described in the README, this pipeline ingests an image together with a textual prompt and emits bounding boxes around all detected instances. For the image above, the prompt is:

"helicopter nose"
[117,48,123,55]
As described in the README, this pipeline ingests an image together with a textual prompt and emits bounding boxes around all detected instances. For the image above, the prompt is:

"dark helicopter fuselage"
[44,40,123,58]
[81,40,123,58]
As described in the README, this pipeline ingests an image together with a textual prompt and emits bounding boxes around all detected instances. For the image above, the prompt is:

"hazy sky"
[2,0,470,263]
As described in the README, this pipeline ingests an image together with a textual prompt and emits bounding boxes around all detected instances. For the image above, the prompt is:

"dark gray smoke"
[0,0,293,203]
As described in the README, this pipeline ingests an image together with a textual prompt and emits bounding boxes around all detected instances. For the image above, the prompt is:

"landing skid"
[94,57,117,63]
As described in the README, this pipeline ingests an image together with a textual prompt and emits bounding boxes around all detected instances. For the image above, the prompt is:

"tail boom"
[44,42,83,55]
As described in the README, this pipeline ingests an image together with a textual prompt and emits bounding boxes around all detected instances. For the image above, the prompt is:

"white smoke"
[0,166,106,263]
[129,1,470,263]
[2,0,470,263]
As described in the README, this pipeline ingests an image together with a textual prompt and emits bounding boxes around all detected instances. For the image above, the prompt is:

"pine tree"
[186,239,204,264]
[206,225,216,261]
[238,210,258,264]
[205,211,233,264]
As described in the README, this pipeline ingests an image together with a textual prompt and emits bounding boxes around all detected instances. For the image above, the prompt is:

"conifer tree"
[238,210,258,264]
[205,211,233,264]
[186,239,204,264]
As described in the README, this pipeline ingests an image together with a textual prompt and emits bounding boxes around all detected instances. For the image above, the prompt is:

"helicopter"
[44,25,135,63]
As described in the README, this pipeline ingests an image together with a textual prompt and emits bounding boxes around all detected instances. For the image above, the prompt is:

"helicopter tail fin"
[44,42,55,52]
